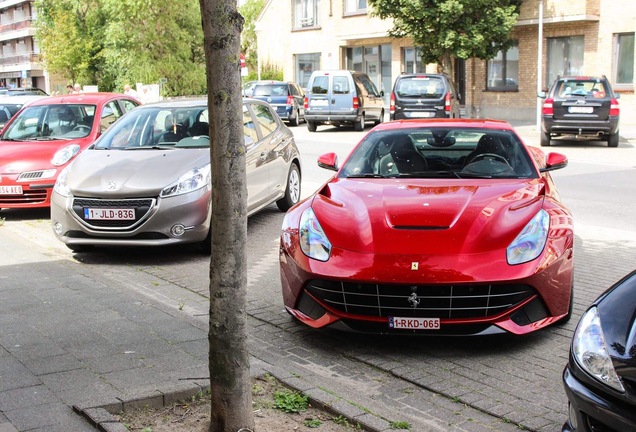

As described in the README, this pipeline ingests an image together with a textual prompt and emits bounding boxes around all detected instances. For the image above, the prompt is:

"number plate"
[311,99,329,107]
[0,185,23,195]
[568,106,593,114]
[389,316,440,330]
[84,208,135,220]
[409,112,434,118]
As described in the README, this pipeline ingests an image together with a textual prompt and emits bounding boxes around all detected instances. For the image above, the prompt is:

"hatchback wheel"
[276,163,301,211]
[374,109,385,126]
[289,110,299,127]
[540,132,551,147]
[608,131,619,147]
[67,244,94,253]
[307,121,317,132]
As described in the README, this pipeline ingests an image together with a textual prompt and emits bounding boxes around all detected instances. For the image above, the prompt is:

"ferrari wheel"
[276,163,301,211]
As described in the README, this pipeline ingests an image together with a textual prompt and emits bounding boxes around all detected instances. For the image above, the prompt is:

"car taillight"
[610,98,620,116]
[390,92,396,113]
[542,98,554,116]
[353,96,359,110]
[445,92,451,112]
[304,96,308,109]
[286,95,293,105]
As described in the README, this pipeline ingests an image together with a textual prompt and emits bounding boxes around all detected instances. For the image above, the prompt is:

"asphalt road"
[1,120,635,431]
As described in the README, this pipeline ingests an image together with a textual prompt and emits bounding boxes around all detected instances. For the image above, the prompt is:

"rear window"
[555,80,609,98]
[310,76,329,94]
[396,76,445,98]
[253,84,288,97]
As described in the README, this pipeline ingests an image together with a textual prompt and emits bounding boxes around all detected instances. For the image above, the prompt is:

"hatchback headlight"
[51,144,81,166]
[53,165,71,197]
[507,209,549,265]
[161,164,211,197]
[299,207,332,262]
[572,306,624,392]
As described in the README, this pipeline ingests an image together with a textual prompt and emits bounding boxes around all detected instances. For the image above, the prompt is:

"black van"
[389,73,461,120]
[304,70,384,132]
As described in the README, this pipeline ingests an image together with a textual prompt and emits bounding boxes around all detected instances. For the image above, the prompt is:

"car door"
[356,74,383,121]
[243,102,271,212]
[330,73,356,117]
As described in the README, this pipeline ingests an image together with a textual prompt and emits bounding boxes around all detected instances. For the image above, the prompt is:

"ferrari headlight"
[161,164,211,197]
[299,207,332,261]
[506,209,549,265]
[572,306,624,392]
[53,165,71,197]
[51,144,81,166]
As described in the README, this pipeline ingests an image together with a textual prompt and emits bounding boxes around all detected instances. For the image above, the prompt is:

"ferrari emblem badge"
[411,262,418,270]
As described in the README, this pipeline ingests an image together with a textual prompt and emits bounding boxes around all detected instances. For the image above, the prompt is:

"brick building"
[255,0,635,122]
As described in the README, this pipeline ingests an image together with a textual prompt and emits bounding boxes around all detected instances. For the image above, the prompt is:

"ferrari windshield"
[339,127,537,179]
[2,104,96,141]
[95,105,211,149]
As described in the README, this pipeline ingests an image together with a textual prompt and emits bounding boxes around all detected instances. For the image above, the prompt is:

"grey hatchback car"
[50,98,302,252]
[390,73,461,120]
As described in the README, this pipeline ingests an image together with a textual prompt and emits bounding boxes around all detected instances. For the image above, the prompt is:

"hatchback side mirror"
[537,91,547,99]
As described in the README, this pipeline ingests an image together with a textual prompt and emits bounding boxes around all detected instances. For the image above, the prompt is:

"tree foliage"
[35,0,206,95]
[238,0,266,74]
[368,0,522,74]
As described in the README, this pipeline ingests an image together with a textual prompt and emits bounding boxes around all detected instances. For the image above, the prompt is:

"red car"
[280,119,574,336]
[0,93,139,209]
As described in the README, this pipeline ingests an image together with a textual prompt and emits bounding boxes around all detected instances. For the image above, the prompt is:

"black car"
[389,73,461,120]
[250,80,305,126]
[562,270,636,432]
[540,76,620,147]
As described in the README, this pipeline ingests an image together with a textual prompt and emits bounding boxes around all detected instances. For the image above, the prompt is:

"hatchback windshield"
[252,84,288,97]
[95,105,210,149]
[396,76,445,98]
[2,104,96,140]
[339,127,537,179]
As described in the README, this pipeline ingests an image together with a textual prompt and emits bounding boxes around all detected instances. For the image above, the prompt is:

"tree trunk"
[199,1,254,431]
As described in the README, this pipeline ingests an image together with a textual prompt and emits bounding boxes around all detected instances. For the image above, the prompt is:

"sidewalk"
[0,221,518,432]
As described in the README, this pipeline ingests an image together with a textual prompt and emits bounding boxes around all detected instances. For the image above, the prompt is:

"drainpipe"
[536,0,544,128]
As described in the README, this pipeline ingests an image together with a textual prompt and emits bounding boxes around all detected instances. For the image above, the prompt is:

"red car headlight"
[299,207,332,262]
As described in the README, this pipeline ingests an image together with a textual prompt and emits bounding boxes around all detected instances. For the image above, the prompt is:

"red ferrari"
[280,119,574,335]
[0,93,139,209]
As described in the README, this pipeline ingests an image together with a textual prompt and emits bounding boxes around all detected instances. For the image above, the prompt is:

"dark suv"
[540,76,620,147]
[390,73,461,120]
[250,81,305,126]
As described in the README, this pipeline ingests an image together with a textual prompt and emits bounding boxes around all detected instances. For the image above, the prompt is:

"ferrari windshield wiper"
[346,173,385,178]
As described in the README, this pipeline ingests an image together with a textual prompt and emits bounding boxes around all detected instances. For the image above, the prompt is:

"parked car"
[390,73,461,120]
[539,75,620,147]
[251,80,306,126]
[0,93,140,210]
[0,94,49,129]
[562,270,636,431]
[241,80,258,97]
[50,98,302,252]
[280,118,573,335]
[304,70,384,132]
[2,87,49,96]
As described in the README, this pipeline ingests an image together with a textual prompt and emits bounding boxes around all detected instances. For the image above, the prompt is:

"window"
[294,0,319,28]
[402,48,425,74]
[614,33,634,88]
[486,41,518,91]
[242,104,259,145]
[344,0,366,14]
[547,36,584,87]
[296,53,320,89]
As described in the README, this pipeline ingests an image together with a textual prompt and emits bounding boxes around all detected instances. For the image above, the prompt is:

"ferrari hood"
[65,148,210,197]
[0,140,84,173]
[311,178,546,255]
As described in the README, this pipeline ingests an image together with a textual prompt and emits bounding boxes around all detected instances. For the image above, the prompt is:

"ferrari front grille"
[72,197,155,229]
[305,280,535,319]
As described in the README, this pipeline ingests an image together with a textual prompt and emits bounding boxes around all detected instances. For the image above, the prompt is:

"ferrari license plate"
[0,185,23,195]
[389,316,440,330]
[84,208,135,220]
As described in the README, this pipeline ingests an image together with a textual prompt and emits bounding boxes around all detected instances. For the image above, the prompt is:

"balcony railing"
[0,17,34,34]
[0,52,40,66]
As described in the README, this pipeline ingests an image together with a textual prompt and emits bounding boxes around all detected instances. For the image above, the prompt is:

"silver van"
[304,70,385,132]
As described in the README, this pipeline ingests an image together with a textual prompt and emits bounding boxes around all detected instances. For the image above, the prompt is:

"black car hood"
[596,271,636,381]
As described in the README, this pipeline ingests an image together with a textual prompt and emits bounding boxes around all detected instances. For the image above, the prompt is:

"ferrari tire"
[276,163,301,212]
[608,131,619,147]
[307,121,317,132]
[354,114,365,131]
[540,132,551,147]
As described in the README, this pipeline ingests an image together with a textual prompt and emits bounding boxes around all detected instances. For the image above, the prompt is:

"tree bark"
[199,1,254,431]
